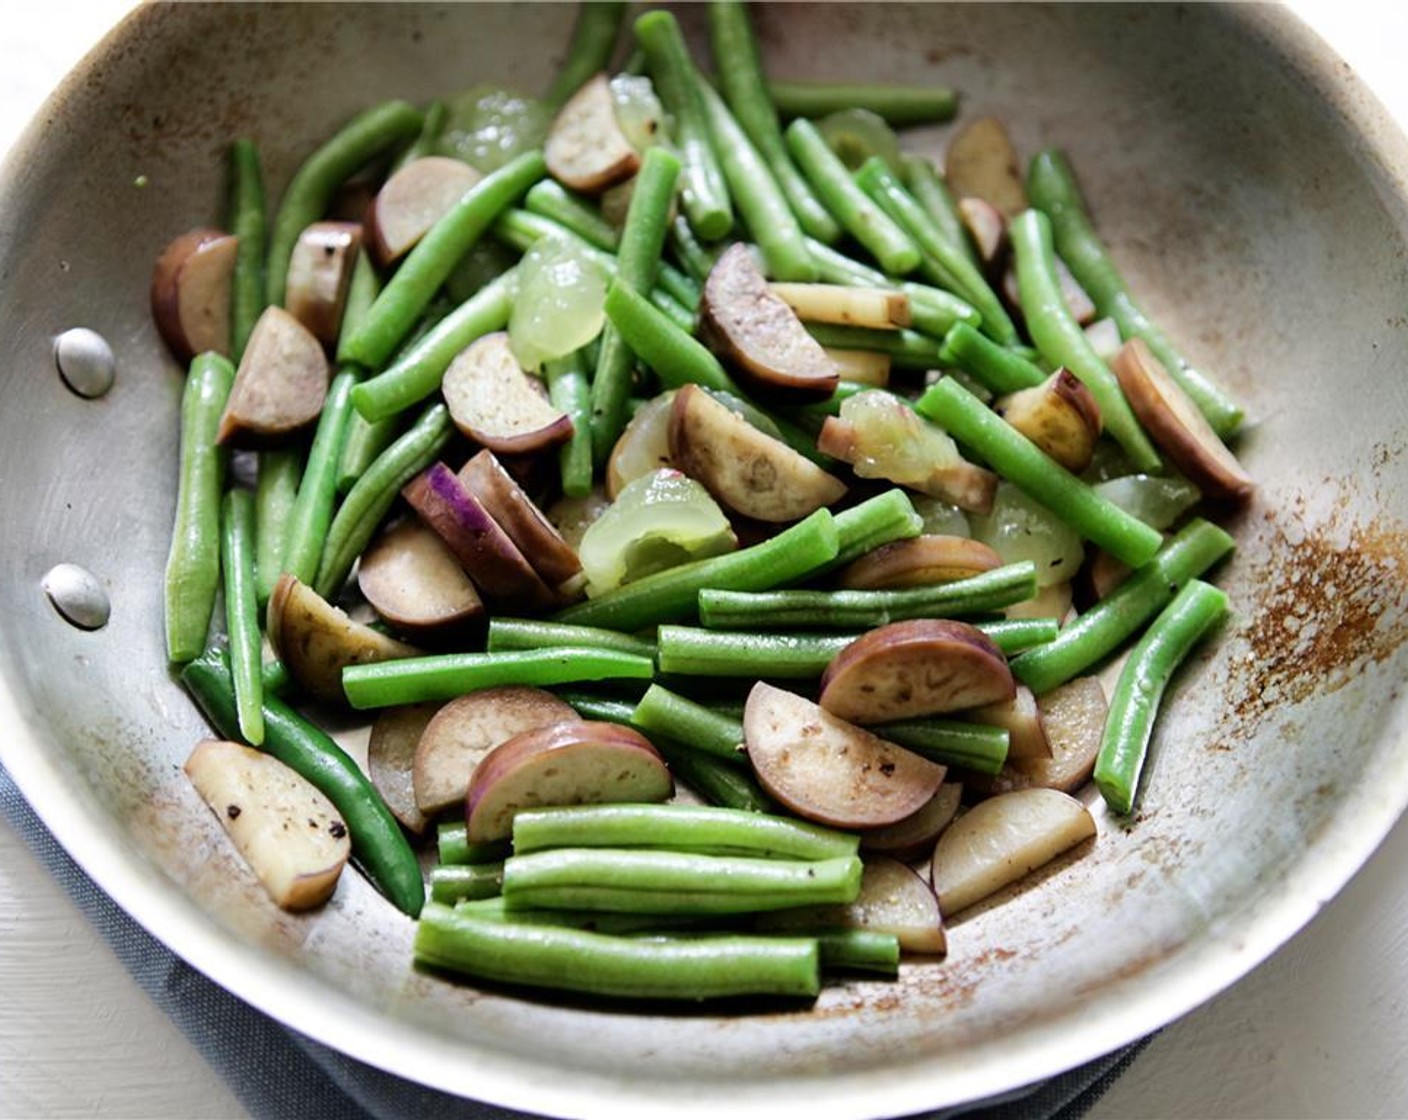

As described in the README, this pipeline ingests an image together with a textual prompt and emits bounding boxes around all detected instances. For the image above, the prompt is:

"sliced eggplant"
[1004,579,1075,623]
[367,156,482,266]
[441,331,573,455]
[698,243,839,401]
[929,787,1095,916]
[266,573,420,704]
[837,534,1002,590]
[545,72,642,194]
[967,684,1052,760]
[819,347,891,387]
[957,196,1007,269]
[1111,338,1254,501]
[860,782,963,863]
[606,390,676,499]
[669,383,846,522]
[768,282,911,330]
[944,116,1027,218]
[285,221,363,347]
[217,306,329,445]
[466,721,673,842]
[1003,254,1097,325]
[819,619,1015,724]
[966,676,1107,797]
[357,517,485,639]
[150,227,238,361]
[742,682,945,831]
[995,369,1102,474]
[367,702,441,834]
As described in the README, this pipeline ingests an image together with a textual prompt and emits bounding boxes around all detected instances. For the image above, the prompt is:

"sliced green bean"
[342,648,656,710]
[350,269,515,424]
[604,278,732,391]
[656,741,774,812]
[813,929,901,975]
[873,718,1009,775]
[331,243,387,366]
[342,150,543,370]
[1011,518,1235,695]
[590,146,682,464]
[266,100,423,307]
[802,322,942,369]
[226,139,266,363]
[708,0,841,244]
[1094,580,1229,814]
[939,321,1046,395]
[632,684,745,763]
[542,350,594,498]
[546,0,629,107]
[786,119,920,276]
[635,10,733,240]
[668,213,718,284]
[281,370,358,587]
[415,903,820,1000]
[855,157,1017,346]
[391,100,448,172]
[437,821,510,866]
[218,489,263,745]
[697,78,816,281]
[1027,149,1243,437]
[801,488,922,578]
[181,648,424,917]
[697,560,1038,630]
[501,848,862,914]
[487,617,657,661]
[1009,209,1160,470]
[555,508,839,631]
[902,154,978,270]
[312,403,453,599]
[512,804,858,860]
[429,862,505,905]
[253,449,301,608]
[165,353,235,663]
[524,179,620,252]
[768,81,958,126]
[916,377,1164,568]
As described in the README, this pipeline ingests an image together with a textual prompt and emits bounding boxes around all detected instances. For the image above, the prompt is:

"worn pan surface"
[3,4,1408,1117]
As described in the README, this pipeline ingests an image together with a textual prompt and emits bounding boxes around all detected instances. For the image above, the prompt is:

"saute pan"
[3,4,1408,1117]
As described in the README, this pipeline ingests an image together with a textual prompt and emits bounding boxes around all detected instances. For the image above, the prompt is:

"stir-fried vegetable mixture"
[153,0,1251,1003]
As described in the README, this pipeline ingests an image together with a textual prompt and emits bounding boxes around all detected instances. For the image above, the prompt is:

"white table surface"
[4,3,1408,1118]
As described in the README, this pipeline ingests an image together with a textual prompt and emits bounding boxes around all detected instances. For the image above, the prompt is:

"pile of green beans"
[153,0,1255,1005]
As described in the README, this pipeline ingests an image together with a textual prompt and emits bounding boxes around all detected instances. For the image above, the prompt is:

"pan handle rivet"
[54,328,116,399]
[41,563,111,630]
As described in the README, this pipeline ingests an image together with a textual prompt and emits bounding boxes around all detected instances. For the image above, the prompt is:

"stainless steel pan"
[3,4,1408,1117]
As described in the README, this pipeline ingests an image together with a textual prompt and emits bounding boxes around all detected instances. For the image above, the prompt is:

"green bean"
[546,0,629,107]
[604,278,731,391]
[635,10,733,241]
[218,489,264,745]
[855,157,1017,346]
[939,321,1046,395]
[226,139,266,363]
[915,377,1164,568]
[698,560,1038,630]
[783,380,873,431]
[786,119,920,276]
[281,371,358,586]
[590,147,682,464]
[802,322,941,369]
[1009,210,1160,470]
[901,154,978,270]
[697,78,816,282]
[350,269,515,424]
[767,81,958,126]
[436,822,510,867]
[541,350,595,498]
[1011,517,1235,695]
[341,150,543,370]
[512,804,858,860]
[331,262,394,492]
[341,648,656,710]
[253,449,301,608]
[873,718,1010,775]
[524,179,620,252]
[1094,580,1229,814]
[165,353,235,663]
[391,100,448,172]
[801,488,922,578]
[181,648,424,916]
[668,215,717,287]
[312,403,453,599]
[266,100,423,307]
[486,617,657,661]
[260,658,290,697]
[331,242,387,367]
[708,0,841,244]
[813,929,901,975]
[632,685,745,763]
[656,260,702,312]
[554,508,839,631]
[415,904,821,1000]
[502,848,862,914]
[1027,149,1243,437]
[429,862,504,906]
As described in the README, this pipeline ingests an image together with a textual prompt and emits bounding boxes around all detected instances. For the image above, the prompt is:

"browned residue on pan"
[1223,497,1408,729]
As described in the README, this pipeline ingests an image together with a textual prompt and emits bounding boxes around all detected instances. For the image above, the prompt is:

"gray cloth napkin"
[0,760,1147,1120]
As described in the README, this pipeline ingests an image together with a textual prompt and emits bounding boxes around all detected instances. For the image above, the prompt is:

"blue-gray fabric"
[0,760,1148,1120]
